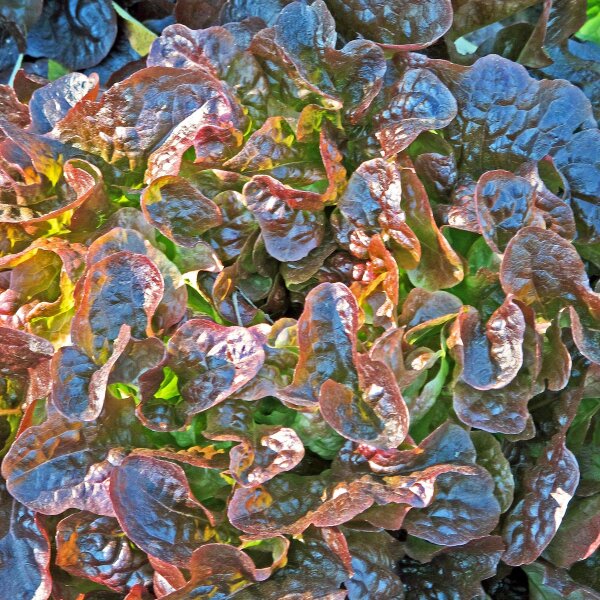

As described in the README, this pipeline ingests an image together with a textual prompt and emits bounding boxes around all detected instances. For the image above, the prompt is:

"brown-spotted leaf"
[204,398,304,487]
[56,511,153,593]
[110,454,219,567]
[502,433,580,565]
[0,478,51,600]
[375,69,456,157]
[141,176,223,248]
[71,252,164,363]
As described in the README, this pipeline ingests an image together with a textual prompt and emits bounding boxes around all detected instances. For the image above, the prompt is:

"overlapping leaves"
[0,0,599,598]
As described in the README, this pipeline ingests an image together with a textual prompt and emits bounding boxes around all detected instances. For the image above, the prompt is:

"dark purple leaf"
[0,478,51,600]
[56,511,153,593]
[27,0,118,70]
[110,453,220,567]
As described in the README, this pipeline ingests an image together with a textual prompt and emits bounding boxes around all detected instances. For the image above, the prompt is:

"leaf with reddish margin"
[343,530,404,600]
[160,544,263,599]
[474,168,575,253]
[364,421,476,475]
[243,175,326,262]
[87,227,187,336]
[475,170,545,253]
[446,55,596,176]
[141,176,223,248]
[54,67,246,177]
[204,398,304,487]
[282,282,358,406]
[51,325,131,421]
[447,0,539,44]
[326,0,453,49]
[110,454,221,567]
[399,537,504,600]
[332,158,420,267]
[324,39,386,124]
[501,227,600,363]
[138,318,265,430]
[227,530,348,599]
[1,395,166,516]
[29,73,99,134]
[452,301,542,434]
[452,299,525,391]
[399,288,463,329]
[71,251,164,363]
[0,327,54,375]
[552,129,600,245]
[250,1,385,120]
[319,353,409,449]
[148,22,270,122]
[109,337,166,388]
[0,156,105,225]
[148,23,254,77]
[398,158,464,290]
[544,494,600,568]
[228,461,491,537]
[520,0,587,67]
[403,466,500,546]
[350,234,399,329]
[375,69,456,157]
[0,86,30,135]
[224,116,325,187]
[502,432,579,565]
[0,477,51,600]
[201,190,258,264]
[56,511,153,593]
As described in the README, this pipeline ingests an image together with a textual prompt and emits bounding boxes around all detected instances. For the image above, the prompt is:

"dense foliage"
[0,0,599,598]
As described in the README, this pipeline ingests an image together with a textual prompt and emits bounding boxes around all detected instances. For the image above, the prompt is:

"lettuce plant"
[0,0,599,598]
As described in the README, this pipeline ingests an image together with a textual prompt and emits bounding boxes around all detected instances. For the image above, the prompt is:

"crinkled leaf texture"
[0,1,600,597]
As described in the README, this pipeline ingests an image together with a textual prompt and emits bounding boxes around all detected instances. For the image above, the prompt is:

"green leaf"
[111,1,157,56]
[47,59,69,81]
